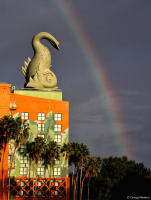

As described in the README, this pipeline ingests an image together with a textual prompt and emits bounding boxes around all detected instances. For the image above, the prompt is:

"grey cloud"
[0,0,151,167]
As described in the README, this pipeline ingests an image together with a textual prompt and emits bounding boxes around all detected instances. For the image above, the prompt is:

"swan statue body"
[22,32,59,90]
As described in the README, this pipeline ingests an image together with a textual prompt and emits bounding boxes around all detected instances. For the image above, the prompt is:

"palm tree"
[68,142,83,200]
[43,141,60,197]
[61,143,72,200]
[0,116,28,200]
[85,157,101,200]
[27,136,46,197]
[61,143,72,177]
[8,119,29,200]
[78,143,90,200]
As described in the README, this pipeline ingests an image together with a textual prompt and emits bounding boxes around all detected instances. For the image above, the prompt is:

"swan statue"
[22,32,60,90]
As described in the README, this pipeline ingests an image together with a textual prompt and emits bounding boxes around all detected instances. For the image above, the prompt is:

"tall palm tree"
[61,143,72,200]
[8,119,29,200]
[26,136,46,197]
[61,143,72,177]
[0,116,28,200]
[68,142,83,200]
[85,157,101,200]
[43,141,60,197]
[78,143,90,200]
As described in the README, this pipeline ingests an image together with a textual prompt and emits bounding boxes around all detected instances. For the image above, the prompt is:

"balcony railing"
[10,177,68,199]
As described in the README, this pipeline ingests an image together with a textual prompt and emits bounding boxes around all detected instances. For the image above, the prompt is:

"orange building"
[0,83,70,200]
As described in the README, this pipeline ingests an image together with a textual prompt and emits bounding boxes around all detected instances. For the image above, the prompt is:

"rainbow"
[53,0,134,158]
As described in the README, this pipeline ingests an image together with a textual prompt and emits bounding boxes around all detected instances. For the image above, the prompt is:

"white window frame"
[37,167,45,176]
[20,144,26,153]
[10,102,17,109]
[54,124,62,132]
[54,114,62,121]
[21,112,29,120]
[38,133,45,138]
[20,156,28,164]
[38,159,43,165]
[20,156,28,175]
[55,158,62,165]
[20,167,28,175]
[53,168,61,176]
[38,123,44,131]
[54,135,62,144]
[38,113,45,121]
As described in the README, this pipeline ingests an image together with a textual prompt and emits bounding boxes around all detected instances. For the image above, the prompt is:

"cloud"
[0,0,151,167]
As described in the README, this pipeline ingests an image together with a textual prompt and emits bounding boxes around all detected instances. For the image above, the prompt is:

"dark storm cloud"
[0,0,151,167]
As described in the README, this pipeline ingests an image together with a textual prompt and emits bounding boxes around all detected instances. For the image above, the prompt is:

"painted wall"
[0,84,11,200]
[0,84,70,199]
[10,89,69,179]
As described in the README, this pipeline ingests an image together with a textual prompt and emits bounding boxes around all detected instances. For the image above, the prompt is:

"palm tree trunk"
[8,147,16,200]
[33,161,35,199]
[72,166,75,194]
[8,167,11,200]
[79,161,83,200]
[74,170,78,200]
[35,161,38,197]
[65,156,68,200]
[73,176,76,200]
[49,162,53,198]
[2,144,6,200]
[88,177,91,200]
[80,175,86,200]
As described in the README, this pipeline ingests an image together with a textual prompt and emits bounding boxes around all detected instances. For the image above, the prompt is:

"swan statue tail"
[22,57,31,77]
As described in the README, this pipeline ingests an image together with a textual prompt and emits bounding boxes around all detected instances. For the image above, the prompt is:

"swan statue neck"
[21,32,60,90]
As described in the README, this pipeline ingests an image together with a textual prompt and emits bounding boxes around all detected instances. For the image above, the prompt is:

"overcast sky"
[0,0,151,167]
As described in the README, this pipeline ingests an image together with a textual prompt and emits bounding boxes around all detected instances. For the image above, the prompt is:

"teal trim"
[14,89,62,101]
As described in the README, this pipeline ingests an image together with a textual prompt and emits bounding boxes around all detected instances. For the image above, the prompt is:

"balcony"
[10,102,17,110]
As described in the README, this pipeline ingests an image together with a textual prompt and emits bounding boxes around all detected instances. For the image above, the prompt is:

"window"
[53,168,61,176]
[38,181,42,187]
[38,133,45,138]
[55,191,59,196]
[54,114,62,121]
[54,135,62,144]
[20,156,28,164]
[21,112,29,120]
[20,167,28,175]
[38,191,42,196]
[20,144,26,153]
[38,123,44,131]
[38,159,43,165]
[38,113,45,120]
[20,156,28,175]
[37,167,44,176]
[55,158,62,165]
[10,102,17,109]
[54,124,62,132]
[8,155,15,169]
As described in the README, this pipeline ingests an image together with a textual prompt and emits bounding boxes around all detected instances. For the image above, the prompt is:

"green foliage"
[0,115,30,200]
[43,141,60,169]
[0,116,29,148]
[68,142,90,168]
[0,116,150,200]
[82,156,151,200]
[85,156,101,178]
[27,136,47,164]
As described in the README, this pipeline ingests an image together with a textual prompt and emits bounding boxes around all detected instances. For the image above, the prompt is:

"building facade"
[0,83,70,200]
